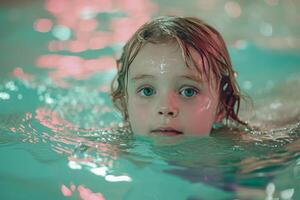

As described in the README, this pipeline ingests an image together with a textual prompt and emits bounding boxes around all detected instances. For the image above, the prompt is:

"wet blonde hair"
[110,16,246,126]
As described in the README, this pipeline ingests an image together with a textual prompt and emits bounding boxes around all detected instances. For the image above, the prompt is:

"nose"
[158,107,179,118]
[156,90,179,118]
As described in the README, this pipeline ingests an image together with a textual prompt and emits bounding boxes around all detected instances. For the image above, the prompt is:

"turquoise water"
[1,1,300,199]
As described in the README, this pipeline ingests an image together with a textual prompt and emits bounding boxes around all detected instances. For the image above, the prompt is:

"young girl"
[110,16,247,136]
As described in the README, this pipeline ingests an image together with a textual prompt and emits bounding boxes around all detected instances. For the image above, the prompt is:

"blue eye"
[138,87,155,97]
[179,87,198,98]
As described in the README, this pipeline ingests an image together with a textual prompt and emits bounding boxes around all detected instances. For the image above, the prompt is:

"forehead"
[129,43,203,75]
[132,43,182,62]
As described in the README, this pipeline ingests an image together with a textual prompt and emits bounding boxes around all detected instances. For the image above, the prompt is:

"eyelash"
[136,85,200,98]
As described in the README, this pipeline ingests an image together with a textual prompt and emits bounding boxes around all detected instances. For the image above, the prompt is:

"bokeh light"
[224,1,242,18]
[34,18,53,32]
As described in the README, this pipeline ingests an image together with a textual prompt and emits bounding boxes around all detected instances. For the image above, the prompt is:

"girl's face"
[126,43,223,136]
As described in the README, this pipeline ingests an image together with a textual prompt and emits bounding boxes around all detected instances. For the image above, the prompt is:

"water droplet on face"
[159,57,167,74]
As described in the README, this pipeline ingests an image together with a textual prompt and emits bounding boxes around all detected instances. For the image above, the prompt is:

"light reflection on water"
[0,0,300,199]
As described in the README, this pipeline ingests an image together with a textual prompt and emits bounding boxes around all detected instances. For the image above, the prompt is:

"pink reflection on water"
[78,19,98,32]
[75,30,92,42]
[34,18,53,32]
[36,54,115,86]
[46,0,113,15]
[52,144,73,155]
[116,0,157,16]
[36,54,60,68]
[36,0,157,85]
[61,184,72,196]
[91,31,112,48]
[43,0,158,45]
[12,67,34,81]
[45,0,111,29]
[111,0,157,43]
[110,17,145,43]
[56,12,78,29]
[78,185,105,200]
[45,0,68,14]
[35,107,78,132]
[48,40,68,51]
[68,40,88,52]
[61,184,106,200]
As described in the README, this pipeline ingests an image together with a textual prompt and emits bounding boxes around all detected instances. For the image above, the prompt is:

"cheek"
[181,96,218,134]
[127,97,150,131]
[185,96,216,114]
[195,96,212,112]
[126,82,154,126]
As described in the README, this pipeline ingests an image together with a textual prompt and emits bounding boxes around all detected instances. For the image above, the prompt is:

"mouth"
[151,128,183,136]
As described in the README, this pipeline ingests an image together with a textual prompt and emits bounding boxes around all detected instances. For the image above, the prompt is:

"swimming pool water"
[0,0,300,199]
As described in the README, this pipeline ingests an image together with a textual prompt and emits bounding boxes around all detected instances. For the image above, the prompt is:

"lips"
[151,127,183,136]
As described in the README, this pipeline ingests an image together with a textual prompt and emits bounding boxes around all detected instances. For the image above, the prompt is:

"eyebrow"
[180,75,202,83]
[131,74,202,83]
[131,74,155,81]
